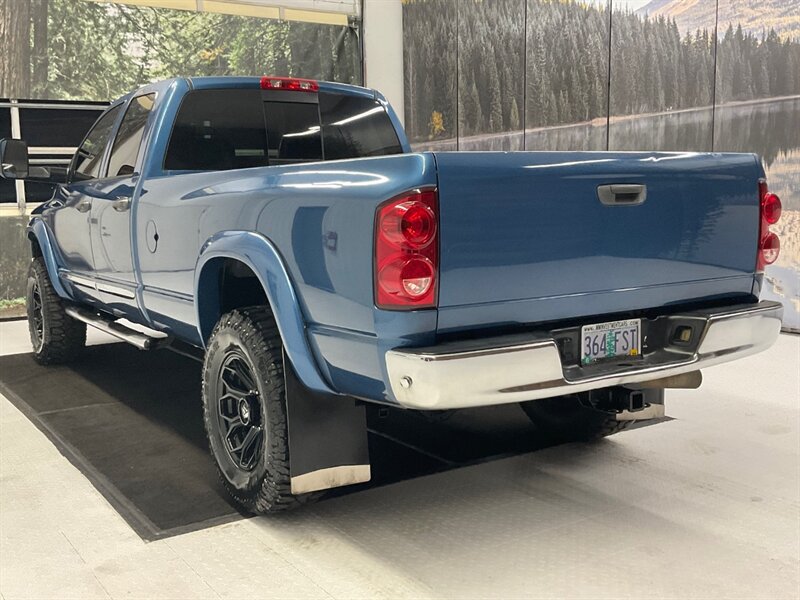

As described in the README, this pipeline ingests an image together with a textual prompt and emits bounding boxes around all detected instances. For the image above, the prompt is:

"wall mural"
[402,0,457,150]
[403,0,800,330]
[457,0,524,149]
[525,0,610,151]
[0,0,361,102]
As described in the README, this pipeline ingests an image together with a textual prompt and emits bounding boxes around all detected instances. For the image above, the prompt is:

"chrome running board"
[64,306,168,351]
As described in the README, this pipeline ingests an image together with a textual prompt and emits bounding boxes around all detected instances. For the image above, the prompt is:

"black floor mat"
[0,343,668,540]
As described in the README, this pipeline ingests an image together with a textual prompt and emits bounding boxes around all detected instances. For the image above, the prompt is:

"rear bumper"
[385,301,783,410]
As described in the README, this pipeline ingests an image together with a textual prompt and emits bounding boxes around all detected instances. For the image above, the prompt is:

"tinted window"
[264,101,322,165]
[20,107,106,147]
[72,105,122,181]
[25,181,59,202]
[0,106,15,202]
[164,90,268,171]
[107,94,154,178]
[320,94,402,160]
[0,107,11,139]
[0,178,15,204]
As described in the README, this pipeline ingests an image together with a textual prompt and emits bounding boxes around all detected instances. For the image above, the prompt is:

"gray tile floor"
[1,319,798,599]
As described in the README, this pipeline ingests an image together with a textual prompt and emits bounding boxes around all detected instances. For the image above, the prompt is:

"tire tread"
[27,257,86,364]
[201,306,314,514]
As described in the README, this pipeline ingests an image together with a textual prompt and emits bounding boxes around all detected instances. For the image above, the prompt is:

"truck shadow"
[0,342,664,541]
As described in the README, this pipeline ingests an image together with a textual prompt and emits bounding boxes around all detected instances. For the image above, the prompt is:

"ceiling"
[82,0,359,26]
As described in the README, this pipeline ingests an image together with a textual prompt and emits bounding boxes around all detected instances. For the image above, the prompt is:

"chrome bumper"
[385,301,783,410]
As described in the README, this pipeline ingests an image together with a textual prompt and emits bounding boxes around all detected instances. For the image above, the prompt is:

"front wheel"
[26,257,86,364]
[201,306,313,514]
[520,393,633,443]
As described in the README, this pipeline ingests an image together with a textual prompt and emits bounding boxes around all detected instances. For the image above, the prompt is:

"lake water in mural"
[716,98,800,331]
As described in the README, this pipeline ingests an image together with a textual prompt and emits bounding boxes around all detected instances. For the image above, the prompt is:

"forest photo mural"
[0,0,361,102]
[402,0,800,330]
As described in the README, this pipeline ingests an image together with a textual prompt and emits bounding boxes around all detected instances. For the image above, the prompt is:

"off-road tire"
[520,394,633,443]
[202,306,315,514]
[26,257,86,364]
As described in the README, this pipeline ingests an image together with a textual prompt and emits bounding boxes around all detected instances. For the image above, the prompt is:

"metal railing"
[1,99,108,212]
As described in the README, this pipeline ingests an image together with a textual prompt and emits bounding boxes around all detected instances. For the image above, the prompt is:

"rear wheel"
[26,257,86,364]
[201,306,313,513]
[520,393,633,443]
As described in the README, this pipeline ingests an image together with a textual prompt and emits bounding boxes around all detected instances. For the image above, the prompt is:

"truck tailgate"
[433,151,762,333]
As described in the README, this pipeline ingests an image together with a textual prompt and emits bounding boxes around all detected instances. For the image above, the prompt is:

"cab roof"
[114,76,379,108]
[186,76,377,99]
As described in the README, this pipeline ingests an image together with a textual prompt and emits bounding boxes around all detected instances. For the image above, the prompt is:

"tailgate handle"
[597,184,646,206]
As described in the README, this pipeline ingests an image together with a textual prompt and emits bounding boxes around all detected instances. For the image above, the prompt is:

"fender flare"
[194,230,336,396]
[27,218,69,299]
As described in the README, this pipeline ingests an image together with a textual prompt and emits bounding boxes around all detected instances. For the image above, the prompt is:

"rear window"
[264,101,322,165]
[164,89,268,171]
[320,94,403,160]
[163,88,402,171]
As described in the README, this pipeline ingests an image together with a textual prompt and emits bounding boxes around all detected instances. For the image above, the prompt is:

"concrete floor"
[1,318,798,600]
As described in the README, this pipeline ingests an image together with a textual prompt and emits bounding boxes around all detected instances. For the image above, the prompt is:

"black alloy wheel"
[29,279,45,352]
[216,351,265,471]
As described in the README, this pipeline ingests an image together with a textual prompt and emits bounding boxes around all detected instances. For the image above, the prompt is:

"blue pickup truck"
[0,76,784,513]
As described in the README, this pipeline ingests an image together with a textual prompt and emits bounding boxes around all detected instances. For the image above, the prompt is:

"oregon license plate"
[580,319,641,365]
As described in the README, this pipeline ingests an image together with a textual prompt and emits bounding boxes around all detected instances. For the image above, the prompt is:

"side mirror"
[0,139,29,179]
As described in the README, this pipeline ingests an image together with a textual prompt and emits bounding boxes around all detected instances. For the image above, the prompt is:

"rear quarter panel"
[136,153,439,400]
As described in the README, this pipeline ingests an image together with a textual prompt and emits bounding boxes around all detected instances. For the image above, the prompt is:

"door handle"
[112,196,131,212]
[75,198,92,213]
[597,184,646,206]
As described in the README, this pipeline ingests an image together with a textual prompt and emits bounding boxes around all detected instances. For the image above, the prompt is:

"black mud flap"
[283,353,371,495]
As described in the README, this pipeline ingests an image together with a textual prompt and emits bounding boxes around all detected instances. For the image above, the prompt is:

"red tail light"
[757,180,781,271]
[260,76,319,92]
[762,192,782,224]
[375,189,438,309]
[760,232,780,265]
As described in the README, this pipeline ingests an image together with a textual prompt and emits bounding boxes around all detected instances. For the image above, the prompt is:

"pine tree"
[461,80,483,137]
[509,97,520,131]
[487,60,503,132]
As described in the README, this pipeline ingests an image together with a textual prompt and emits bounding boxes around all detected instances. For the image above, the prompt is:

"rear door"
[137,88,272,336]
[89,92,156,309]
[433,151,762,333]
[51,104,122,281]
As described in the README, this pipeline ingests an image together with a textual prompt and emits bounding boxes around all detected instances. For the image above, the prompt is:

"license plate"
[580,318,641,365]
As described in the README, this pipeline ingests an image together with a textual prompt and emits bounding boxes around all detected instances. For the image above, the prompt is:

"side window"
[320,94,403,160]
[107,93,155,178]
[164,90,268,171]
[71,105,122,181]
[264,101,322,165]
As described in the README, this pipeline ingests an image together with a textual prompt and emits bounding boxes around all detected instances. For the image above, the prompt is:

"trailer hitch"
[585,386,649,413]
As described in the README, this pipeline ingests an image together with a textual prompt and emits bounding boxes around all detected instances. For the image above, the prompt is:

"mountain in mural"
[637,0,800,40]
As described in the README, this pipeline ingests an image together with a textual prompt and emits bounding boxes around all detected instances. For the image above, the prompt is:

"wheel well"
[197,257,269,343]
[28,233,43,258]
[219,259,268,313]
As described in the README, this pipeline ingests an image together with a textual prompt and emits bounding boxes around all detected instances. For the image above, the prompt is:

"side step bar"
[65,306,168,351]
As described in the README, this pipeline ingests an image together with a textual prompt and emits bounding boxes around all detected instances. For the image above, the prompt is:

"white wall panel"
[363,0,404,125]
